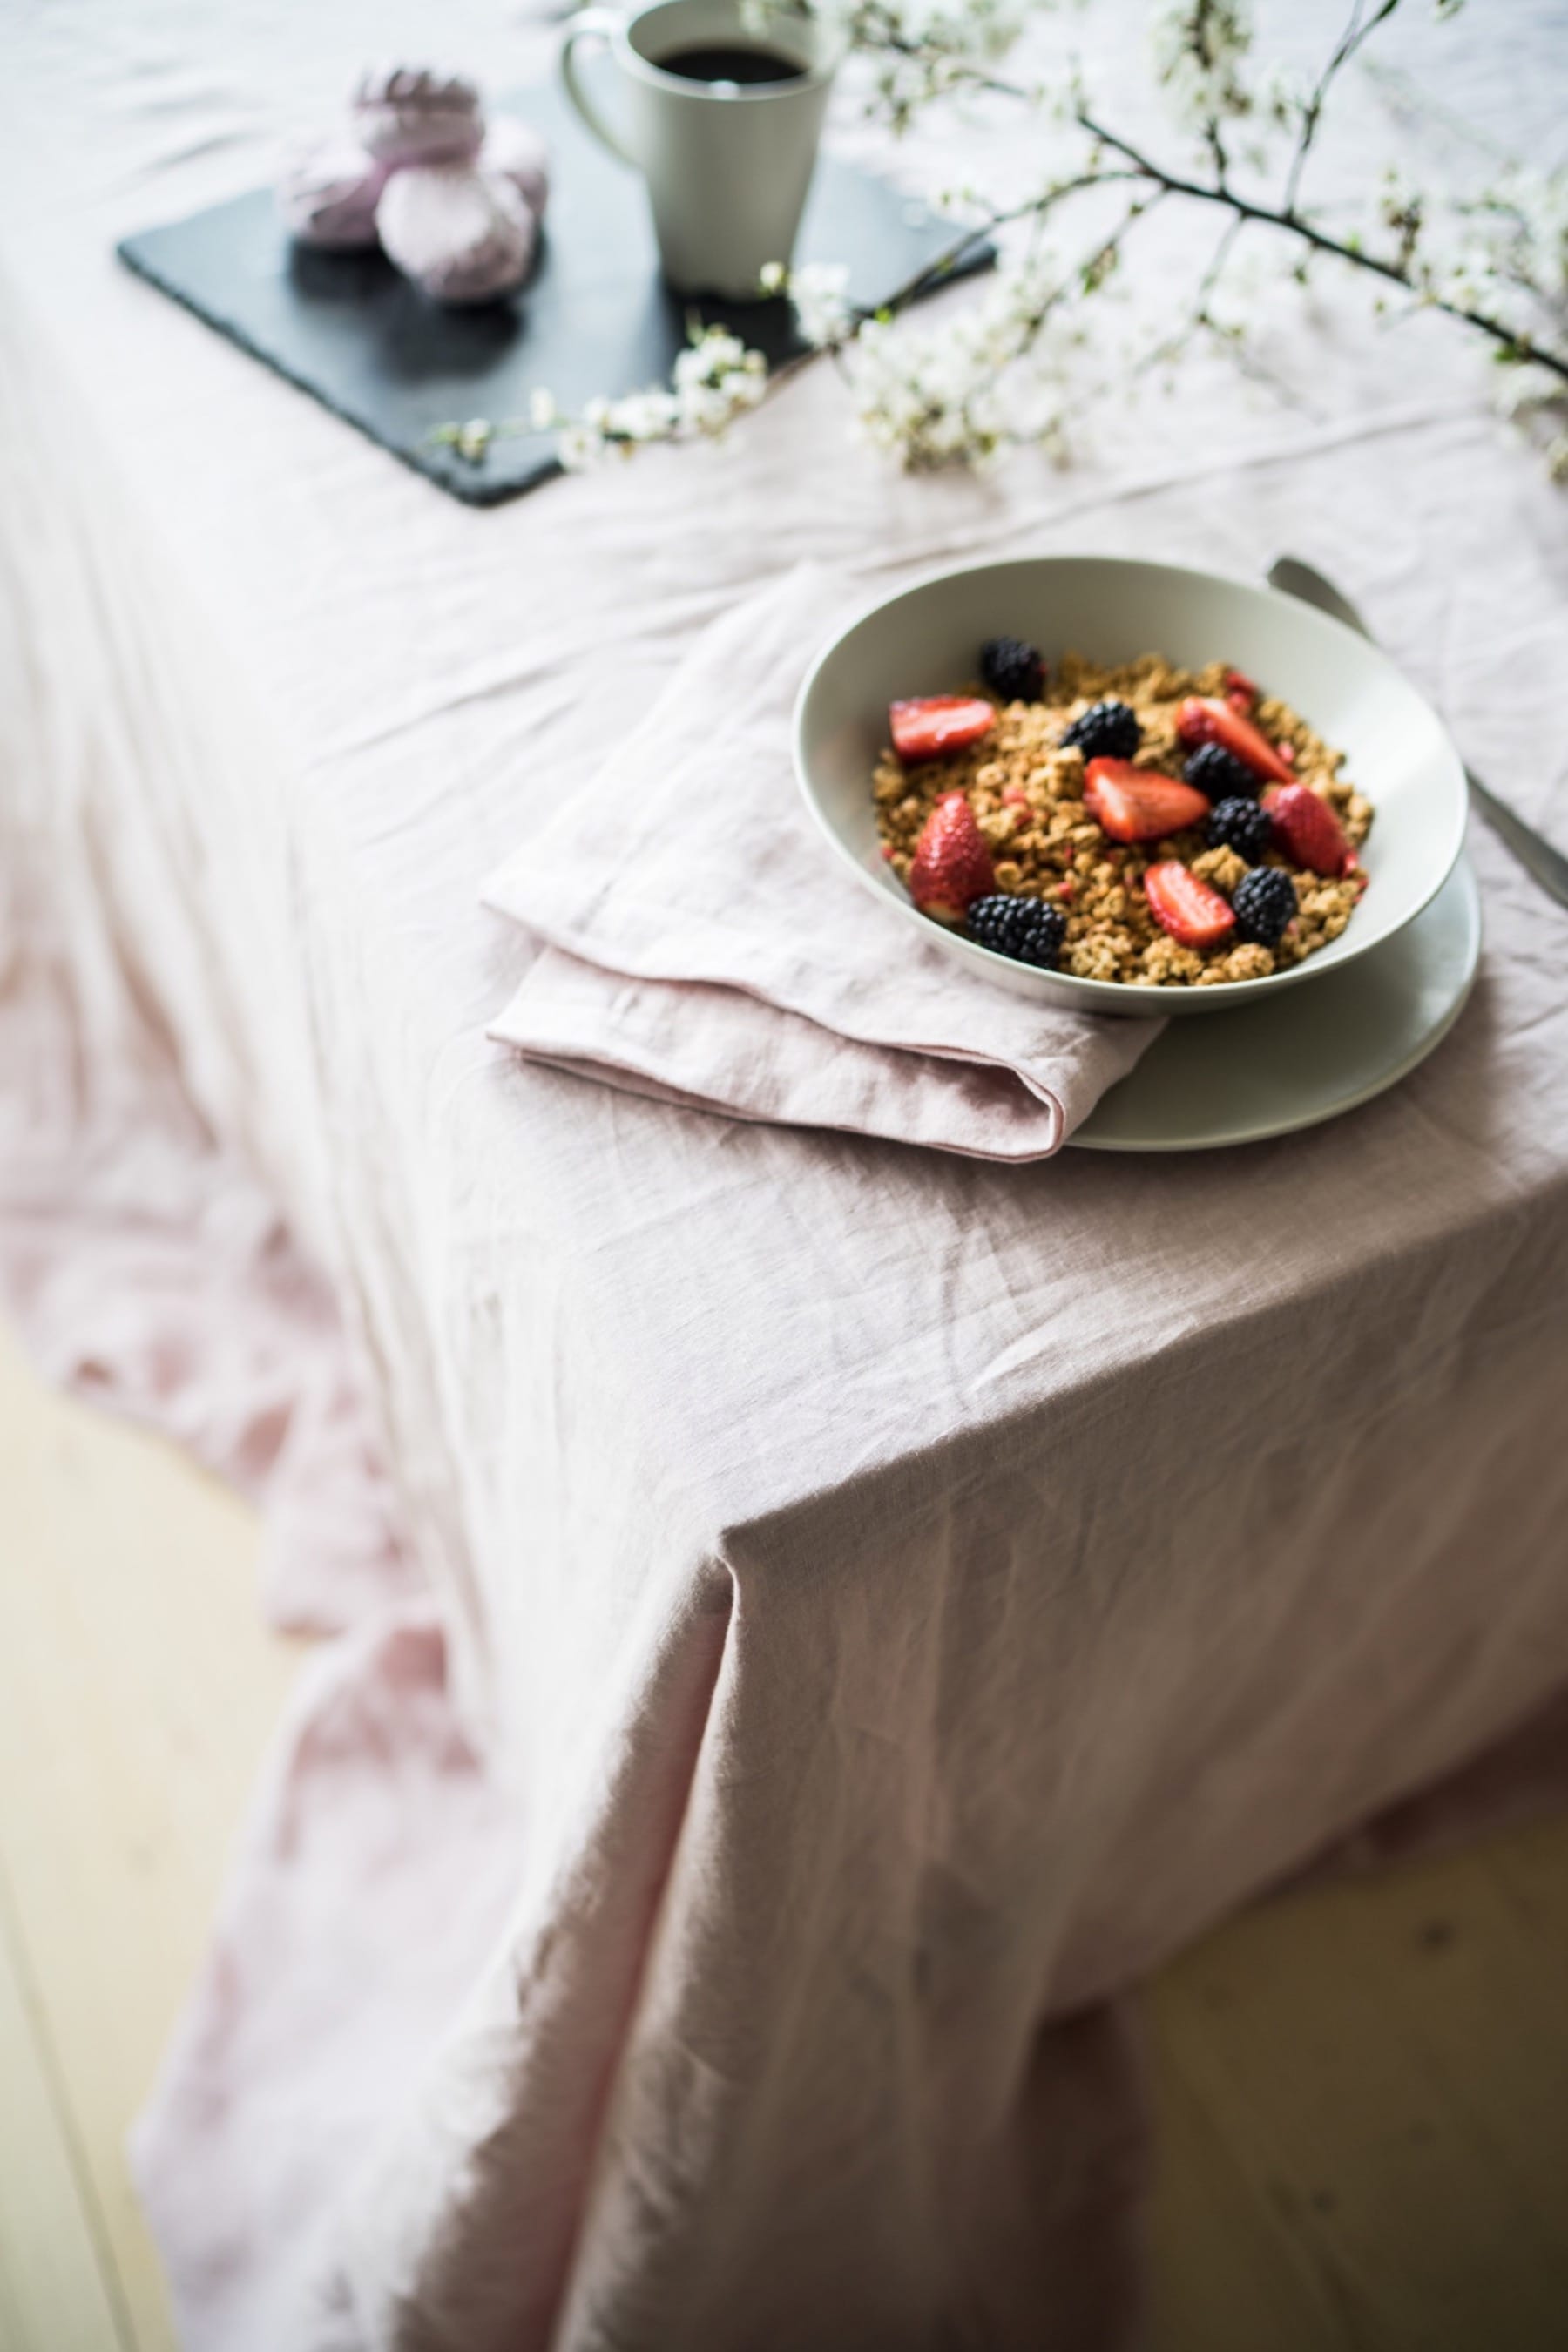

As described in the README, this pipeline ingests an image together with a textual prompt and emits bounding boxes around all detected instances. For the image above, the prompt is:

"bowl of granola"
[793,556,1468,1015]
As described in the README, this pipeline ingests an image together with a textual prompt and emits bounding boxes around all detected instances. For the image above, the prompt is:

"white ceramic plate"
[1071,855,1481,1150]
[794,556,1469,1017]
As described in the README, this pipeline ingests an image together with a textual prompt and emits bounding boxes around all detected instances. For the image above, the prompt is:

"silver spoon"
[1269,554,1568,910]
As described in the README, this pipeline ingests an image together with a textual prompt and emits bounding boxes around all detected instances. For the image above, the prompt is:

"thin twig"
[858,172,1147,323]
[1281,0,1401,218]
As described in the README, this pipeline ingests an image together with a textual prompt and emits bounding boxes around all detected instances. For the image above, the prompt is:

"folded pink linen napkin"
[483,565,1163,1160]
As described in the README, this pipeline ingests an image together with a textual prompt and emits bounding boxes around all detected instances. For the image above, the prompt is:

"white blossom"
[784,261,856,346]
[1463,167,1568,329]
[839,252,1071,467]
[544,324,772,469]
[754,0,1037,125]
[1148,0,1254,133]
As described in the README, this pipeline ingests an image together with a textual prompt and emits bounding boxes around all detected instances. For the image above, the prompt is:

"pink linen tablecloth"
[3,3,1568,2346]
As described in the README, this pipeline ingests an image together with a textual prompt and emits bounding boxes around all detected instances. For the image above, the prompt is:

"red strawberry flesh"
[1175,696,1294,786]
[890,695,996,765]
[1263,781,1352,876]
[1083,758,1210,844]
[1143,861,1236,951]
[908,791,996,923]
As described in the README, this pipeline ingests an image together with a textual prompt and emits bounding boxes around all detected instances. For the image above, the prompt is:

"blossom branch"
[835,1,1565,362]
[1073,108,1568,384]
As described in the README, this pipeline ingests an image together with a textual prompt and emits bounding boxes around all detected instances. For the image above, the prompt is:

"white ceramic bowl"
[793,555,1468,1016]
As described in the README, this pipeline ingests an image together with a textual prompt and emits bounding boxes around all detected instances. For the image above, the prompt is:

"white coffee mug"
[560,0,841,299]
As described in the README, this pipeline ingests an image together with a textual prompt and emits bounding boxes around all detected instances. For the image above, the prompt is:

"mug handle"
[559,10,640,167]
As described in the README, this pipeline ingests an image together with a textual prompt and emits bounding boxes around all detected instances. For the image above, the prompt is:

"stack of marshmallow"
[279,67,551,304]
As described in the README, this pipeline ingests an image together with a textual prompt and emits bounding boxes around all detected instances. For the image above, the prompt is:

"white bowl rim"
[791,552,1469,1010]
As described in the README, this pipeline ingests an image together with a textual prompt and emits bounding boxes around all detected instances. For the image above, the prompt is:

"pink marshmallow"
[483,113,550,224]
[353,65,483,166]
[375,162,537,305]
[277,136,390,250]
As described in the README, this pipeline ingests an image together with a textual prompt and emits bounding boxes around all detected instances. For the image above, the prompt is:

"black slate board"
[118,81,990,506]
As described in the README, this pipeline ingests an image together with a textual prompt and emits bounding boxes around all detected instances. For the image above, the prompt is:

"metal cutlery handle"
[1267,555,1568,911]
[1463,769,1568,905]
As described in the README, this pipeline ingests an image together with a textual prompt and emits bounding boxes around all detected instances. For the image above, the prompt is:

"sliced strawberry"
[1263,781,1352,876]
[908,791,995,923]
[1175,696,1294,786]
[1224,666,1259,708]
[1083,758,1210,844]
[889,695,996,765]
[1144,861,1236,951]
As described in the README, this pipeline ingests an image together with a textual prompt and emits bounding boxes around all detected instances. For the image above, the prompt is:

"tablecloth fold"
[483,565,1159,1159]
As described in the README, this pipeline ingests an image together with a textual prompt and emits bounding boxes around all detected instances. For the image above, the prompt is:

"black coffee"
[656,42,806,84]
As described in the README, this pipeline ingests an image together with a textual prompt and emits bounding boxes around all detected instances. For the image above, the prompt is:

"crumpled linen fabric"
[0,972,411,1633]
[3,2,1568,2349]
[131,1606,531,2352]
[483,562,1159,1159]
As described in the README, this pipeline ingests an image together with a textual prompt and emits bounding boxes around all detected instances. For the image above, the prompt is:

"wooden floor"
[2,1315,1565,2352]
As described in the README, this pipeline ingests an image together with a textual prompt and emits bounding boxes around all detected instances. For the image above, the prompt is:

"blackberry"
[980,635,1044,702]
[966,892,1067,970]
[1185,741,1258,801]
[1232,866,1297,949]
[1206,795,1272,862]
[1061,699,1140,762]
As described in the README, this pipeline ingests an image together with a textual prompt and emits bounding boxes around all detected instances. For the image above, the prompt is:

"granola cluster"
[875,652,1373,987]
